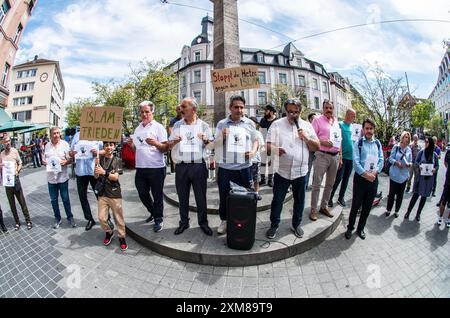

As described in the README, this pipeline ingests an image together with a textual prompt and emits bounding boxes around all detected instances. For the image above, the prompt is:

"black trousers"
[330,159,353,202]
[407,193,427,216]
[76,175,98,221]
[0,205,4,225]
[386,179,407,212]
[175,163,208,226]
[348,173,378,232]
[135,168,166,222]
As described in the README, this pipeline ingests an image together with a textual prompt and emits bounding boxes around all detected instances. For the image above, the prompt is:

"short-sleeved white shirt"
[267,117,317,180]
[44,140,71,184]
[134,120,168,168]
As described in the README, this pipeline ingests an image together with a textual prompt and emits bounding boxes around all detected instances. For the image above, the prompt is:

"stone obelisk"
[210,0,241,125]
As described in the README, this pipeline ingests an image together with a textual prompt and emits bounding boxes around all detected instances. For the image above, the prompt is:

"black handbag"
[94,158,114,196]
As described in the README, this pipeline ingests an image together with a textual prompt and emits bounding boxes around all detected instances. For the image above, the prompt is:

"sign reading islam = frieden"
[80,106,124,142]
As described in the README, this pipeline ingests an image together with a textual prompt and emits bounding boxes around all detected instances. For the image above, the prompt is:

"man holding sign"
[329,109,356,208]
[0,135,32,231]
[345,119,383,240]
[169,97,213,236]
[131,101,169,233]
[213,95,258,235]
[310,100,341,221]
[43,127,76,229]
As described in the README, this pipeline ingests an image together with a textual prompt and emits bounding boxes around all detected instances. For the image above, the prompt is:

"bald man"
[328,109,356,208]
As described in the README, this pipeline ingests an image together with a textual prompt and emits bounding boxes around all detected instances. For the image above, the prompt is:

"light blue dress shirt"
[353,136,384,176]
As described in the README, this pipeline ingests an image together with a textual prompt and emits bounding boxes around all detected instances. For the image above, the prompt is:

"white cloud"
[18,0,448,102]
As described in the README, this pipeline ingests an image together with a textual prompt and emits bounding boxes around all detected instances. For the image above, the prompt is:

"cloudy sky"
[17,0,450,103]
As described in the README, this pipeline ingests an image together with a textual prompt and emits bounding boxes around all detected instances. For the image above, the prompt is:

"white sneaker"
[217,221,227,235]
[437,217,443,225]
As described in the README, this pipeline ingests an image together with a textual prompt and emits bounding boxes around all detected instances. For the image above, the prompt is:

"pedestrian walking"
[406,134,421,193]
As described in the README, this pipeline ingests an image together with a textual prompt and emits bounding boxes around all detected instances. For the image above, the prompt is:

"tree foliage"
[65,60,178,134]
[411,99,435,128]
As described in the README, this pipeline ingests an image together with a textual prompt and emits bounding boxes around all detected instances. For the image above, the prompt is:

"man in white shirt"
[43,127,76,229]
[169,97,213,236]
[266,99,320,239]
[131,101,169,233]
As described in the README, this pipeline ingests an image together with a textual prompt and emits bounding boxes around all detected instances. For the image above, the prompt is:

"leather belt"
[319,150,339,156]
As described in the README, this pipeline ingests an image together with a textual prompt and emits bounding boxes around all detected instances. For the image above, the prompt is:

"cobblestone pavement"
[0,163,448,298]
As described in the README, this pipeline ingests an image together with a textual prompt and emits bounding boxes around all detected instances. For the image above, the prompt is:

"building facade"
[8,56,64,128]
[0,0,37,108]
[430,44,450,122]
[329,72,352,118]
[169,16,352,123]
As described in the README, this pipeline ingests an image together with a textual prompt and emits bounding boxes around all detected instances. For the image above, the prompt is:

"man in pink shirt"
[310,100,340,221]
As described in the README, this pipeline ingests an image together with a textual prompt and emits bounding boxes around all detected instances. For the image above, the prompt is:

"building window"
[28,0,35,12]
[258,92,267,105]
[297,58,302,67]
[194,51,201,62]
[17,69,37,79]
[14,23,23,43]
[193,70,201,83]
[314,97,320,109]
[15,82,34,92]
[193,91,201,102]
[257,54,264,63]
[183,57,187,67]
[181,75,186,87]
[258,72,266,84]
[1,62,10,87]
[313,78,319,90]
[13,96,33,106]
[0,0,11,25]
[12,110,32,122]
[322,82,328,93]
[279,73,287,84]
[298,75,306,87]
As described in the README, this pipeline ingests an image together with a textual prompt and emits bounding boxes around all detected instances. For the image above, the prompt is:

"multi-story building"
[8,56,64,128]
[0,0,37,108]
[169,16,338,123]
[430,43,450,122]
[329,72,352,118]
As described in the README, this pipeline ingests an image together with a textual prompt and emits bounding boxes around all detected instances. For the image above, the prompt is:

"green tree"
[426,114,444,139]
[411,99,435,129]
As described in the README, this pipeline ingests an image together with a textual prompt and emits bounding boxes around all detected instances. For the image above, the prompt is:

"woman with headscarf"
[405,136,438,221]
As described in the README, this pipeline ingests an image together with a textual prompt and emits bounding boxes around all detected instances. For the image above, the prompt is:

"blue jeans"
[217,167,252,220]
[48,181,73,221]
[270,173,306,228]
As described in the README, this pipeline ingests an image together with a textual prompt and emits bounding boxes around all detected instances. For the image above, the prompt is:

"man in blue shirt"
[345,118,384,240]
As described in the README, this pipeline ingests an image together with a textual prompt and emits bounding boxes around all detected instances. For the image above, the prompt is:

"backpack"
[385,145,403,176]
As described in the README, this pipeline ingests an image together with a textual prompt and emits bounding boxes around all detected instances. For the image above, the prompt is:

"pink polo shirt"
[312,114,340,153]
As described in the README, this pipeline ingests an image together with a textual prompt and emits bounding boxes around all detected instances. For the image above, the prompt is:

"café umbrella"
[0,120,35,133]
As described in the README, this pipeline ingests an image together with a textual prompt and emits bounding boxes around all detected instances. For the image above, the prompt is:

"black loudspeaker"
[226,192,257,250]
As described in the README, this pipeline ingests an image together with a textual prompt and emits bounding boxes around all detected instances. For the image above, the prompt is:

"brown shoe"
[309,209,318,221]
[319,207,334,218]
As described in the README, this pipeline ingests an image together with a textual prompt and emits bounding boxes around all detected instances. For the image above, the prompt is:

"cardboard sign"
[80,107,123,142]
[211,66,260,93]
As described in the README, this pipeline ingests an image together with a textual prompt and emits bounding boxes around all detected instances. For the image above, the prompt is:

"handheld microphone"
[294,119,300,130]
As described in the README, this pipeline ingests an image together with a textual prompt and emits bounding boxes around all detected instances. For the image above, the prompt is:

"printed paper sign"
[179,125,201,153]
[211,66,260,93]
[364,155,378,173]
[47,156,62,173]
[420,164,433,176]
[330,123,342,148]
[351,124,363,142]
[75,141,97,160]
[2,161,15,187]
[227,126,247,153]
[132,134,151,150]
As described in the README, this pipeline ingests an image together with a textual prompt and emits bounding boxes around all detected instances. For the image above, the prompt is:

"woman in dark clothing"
[405,137,438,221]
